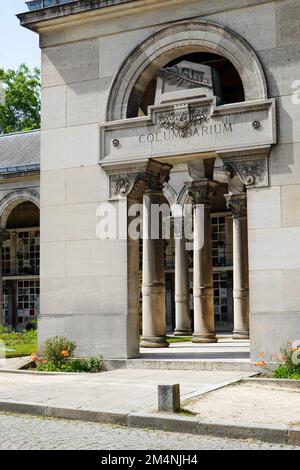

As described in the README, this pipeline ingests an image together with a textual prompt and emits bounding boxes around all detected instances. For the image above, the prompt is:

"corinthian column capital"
[225,193,247,219]
[185,179,219,207]
[109,159,172,199]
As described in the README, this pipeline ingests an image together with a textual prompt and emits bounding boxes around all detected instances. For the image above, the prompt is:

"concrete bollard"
[158,384,180,413]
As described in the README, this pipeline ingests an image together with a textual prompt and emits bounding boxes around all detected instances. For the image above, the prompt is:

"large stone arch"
[0,189,40,229]
[106,20,268,121]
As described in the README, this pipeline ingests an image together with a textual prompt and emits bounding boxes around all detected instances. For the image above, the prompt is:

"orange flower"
[31,354,38,362]
[258,352,265,358]
[255,361,266,367]
[43,360,48,364]
[60,350,70,358]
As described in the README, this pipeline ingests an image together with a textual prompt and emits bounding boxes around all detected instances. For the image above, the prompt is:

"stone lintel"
[100,99,276,168]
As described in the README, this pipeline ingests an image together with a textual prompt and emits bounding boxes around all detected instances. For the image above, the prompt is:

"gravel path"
[186,382,300,426]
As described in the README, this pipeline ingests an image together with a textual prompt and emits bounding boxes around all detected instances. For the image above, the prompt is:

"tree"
[0,64,40,134]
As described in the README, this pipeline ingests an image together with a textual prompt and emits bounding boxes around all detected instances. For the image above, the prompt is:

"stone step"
[104,359,252,372]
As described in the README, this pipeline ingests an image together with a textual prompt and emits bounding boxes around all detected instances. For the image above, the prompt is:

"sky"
[0,1,40,71]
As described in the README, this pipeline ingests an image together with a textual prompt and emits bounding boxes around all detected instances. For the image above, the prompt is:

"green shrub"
[274,365,300,380]
[41,336,76,366]
[36,356,103,373]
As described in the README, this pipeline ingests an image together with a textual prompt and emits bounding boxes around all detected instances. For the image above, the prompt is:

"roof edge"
[0,129,41,139]
[17,0,136,30]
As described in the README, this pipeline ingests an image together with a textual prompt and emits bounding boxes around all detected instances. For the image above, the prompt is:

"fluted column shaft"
[226,193,249,339]
[186,180,218,343]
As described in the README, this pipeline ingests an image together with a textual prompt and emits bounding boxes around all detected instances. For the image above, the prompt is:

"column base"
[173,329,192,337]
[233,330,249,340]
[140,336,169,348]
[192,333,218,343]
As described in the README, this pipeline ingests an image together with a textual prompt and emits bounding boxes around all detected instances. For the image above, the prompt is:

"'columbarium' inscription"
[99,97,276,166]
[139,123,233,143]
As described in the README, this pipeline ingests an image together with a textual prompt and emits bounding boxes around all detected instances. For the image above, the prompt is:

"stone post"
[158,384,180,413]
[140,160,172,348]
[186,180,218,343]
[0,229,9,326]
[225,193,249,339]
[173,217,192,336]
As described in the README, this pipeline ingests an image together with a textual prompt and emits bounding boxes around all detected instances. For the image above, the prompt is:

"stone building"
[11,0,300,365]
[0,131,40,331]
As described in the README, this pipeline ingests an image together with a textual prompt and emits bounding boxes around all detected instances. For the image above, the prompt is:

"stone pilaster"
[186,179,218,343]
[225,193,249,339]
[140,160,172,348]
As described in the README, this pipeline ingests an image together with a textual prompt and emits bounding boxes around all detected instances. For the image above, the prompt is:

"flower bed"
[255,342,300,380]
[31,336,103,373]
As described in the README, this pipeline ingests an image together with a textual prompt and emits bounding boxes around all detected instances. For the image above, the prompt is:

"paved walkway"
[0,369,249,413]
[0,413,296,450]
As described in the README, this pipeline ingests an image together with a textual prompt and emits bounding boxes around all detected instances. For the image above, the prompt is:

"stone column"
[140,161,172,348]
[186,180,218,343]
[225,193,249,339]
[0,229,9,326]
[173,218,192,336]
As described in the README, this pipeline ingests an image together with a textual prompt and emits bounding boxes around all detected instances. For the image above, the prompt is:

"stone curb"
[243,377,300,388]
[0,400,299,446]
[0,368,101,376]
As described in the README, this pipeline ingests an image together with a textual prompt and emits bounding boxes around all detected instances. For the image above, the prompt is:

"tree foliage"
[0,64,40,134]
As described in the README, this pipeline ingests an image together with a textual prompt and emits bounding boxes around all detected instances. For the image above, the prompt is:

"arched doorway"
[0,194,40,331]
[101,20,274,361]
[106,20,267,122]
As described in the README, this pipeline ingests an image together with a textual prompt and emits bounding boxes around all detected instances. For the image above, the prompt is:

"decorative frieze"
[159,103,210,137]
[109,159,172,199]
[109,173,140,199]
[222,157,268,189]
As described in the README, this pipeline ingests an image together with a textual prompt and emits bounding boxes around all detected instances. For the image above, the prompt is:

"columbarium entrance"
[100,21,276,361]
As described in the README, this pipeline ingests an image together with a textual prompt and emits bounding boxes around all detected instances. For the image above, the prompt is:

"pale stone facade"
[16,0,300,364]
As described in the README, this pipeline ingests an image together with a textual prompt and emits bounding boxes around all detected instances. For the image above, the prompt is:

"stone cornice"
[18,0,274,33]
[18,0,189,31]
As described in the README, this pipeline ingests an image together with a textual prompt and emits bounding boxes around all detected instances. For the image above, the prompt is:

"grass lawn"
[167,336,192,343]
[0,327,37,359]
[4,343,37,358]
